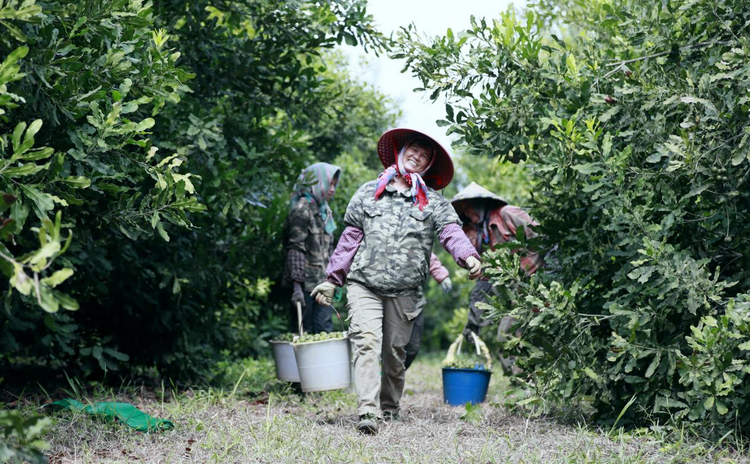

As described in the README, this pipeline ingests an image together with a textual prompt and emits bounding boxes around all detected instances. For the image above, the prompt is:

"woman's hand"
[291,282,306,308]
[440,277,453,293]
[466,256,482,279]
[311,281,337,306]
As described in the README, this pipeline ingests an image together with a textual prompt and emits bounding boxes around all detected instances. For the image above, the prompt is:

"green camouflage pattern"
[345,180,460,296]
[283,197,333,291]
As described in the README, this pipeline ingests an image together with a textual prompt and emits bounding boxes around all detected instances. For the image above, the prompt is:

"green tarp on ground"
[47,398,174,432]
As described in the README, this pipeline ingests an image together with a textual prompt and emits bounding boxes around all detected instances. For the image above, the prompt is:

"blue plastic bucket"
[442,368,492,406]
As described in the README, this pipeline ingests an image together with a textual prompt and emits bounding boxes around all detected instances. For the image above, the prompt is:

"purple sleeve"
[439,223,481,268]
[429,253,450,283]
[325,226,364,286]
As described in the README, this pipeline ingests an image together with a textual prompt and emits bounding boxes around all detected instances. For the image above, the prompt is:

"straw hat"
[377,128,454,190]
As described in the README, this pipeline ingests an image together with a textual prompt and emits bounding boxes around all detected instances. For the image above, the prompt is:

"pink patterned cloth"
[325,223,479,287]
[326,226,364,286]
[429,253,449,283]
[439,223,481,267]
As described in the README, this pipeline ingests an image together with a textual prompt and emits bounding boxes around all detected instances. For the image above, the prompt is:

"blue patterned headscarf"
[290,162,341,235]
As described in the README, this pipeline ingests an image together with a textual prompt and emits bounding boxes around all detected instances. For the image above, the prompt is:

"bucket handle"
[297,302,303,338]
[470,331,481,356]
[454,332,482,357]
[296,301,347,338]
[471,332,492,369]
[331,304,346,334]
[442,332,493,369]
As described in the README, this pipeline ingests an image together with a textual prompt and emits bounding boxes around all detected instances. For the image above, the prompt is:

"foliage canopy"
[397,0,750,433]
[0,0,397,381]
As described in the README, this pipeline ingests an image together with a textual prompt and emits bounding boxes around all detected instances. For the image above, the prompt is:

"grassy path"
[29,356,748,463]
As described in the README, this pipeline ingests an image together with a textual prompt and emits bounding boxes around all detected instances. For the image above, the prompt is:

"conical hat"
[451,182,507,212]
[377,128,454,190]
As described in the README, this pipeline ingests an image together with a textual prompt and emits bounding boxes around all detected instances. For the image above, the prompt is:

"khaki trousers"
[346,282,421,417]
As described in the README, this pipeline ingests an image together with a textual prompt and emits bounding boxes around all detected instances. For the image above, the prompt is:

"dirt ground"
[33,357,750,464]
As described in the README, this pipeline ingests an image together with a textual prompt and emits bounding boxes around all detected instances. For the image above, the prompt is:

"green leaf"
[445,104,454,122]
[0,5,42,20]
[3,162,48,177]
[0,19,28,42]
[38,285,60,313]
[11,121,27,153]
[54,290,79,311]
[25,119,43,140]
[730,135,749,166]
[566,54,578,76]
[602,133,612,157]
[20,184,54,216]
[686,184,709,198]
[343,32,357,46]
[582,182,603,192]
[135,118,155,132]
[104,348,130,361]
[715,400,728,415]
[27,241,61,266]
[11,119,43,157]
[60,176,91,189]
[583,367,599,380]
[646,152,664,163]
[645,351,661,378]
[572,163,603,175]
[0,45,29,70]
[9,263,32,295]
[41,268,74,288]
[20,147,54,161]
[156,222,170,242]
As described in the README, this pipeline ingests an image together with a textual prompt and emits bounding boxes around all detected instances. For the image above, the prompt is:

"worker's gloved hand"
[466,256,482,279]
[440,277,453,293]
[311,281,337,306]
[291,282,306,309]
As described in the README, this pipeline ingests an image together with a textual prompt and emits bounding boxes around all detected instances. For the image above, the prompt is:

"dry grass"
[10,356,750,463]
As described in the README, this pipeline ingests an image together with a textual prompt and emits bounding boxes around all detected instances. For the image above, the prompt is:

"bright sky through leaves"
[341,0,525,152]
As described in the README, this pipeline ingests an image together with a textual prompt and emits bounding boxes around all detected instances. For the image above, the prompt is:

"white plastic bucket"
[270,341,300,382]
[292,336,351,392]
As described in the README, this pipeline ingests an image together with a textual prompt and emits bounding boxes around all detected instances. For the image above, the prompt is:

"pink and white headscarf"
[373,141,436,211]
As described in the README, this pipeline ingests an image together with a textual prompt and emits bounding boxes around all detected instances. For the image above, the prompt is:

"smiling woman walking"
[311,128,481,435]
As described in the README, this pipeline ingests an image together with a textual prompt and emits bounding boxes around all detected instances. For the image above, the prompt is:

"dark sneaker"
[357,413,378,435]
[382,410,400,422]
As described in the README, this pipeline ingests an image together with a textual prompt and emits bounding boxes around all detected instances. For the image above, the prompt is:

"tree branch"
[605,40,733,67]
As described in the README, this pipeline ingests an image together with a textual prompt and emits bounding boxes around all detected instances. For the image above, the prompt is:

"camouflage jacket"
[282,197,333,292]
[344,180,461,297]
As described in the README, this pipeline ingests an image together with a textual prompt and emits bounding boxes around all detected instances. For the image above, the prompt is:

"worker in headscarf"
[282,162,341,334]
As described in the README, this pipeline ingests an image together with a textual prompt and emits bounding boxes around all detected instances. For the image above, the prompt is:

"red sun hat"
[377,128,454,190]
